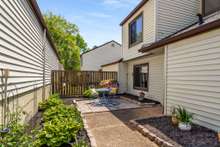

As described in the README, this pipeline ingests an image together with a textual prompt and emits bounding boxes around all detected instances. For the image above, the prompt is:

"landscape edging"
[129,119,177,147]
[73,100,97,147]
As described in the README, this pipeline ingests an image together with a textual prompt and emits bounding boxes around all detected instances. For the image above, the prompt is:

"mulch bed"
[122,93,160,104]
[136,116,220,147]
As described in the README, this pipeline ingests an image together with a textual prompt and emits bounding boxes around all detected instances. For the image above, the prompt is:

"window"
[129,13,143,47]
[133,63,149,91]
[203,0,220,16]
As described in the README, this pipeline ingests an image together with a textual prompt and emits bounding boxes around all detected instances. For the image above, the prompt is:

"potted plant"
[138,92,145,101]
[176,106,193,131]
[170,106,178,125]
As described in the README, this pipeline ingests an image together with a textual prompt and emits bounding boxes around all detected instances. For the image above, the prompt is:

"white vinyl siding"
[166,28,220,131]
[127,53,164,104]
[122,0,156,61]
[0,0,59,98]
[156,0,200,40]
[81,41,122,71]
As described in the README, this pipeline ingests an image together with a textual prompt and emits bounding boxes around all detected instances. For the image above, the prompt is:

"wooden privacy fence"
[51,70,118,97]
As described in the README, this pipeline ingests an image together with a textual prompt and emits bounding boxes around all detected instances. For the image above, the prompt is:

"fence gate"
[51,70,118,97]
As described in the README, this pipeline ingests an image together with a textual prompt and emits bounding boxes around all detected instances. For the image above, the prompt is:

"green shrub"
[43,105,82,124]
[0,110,34,147]
[39,93,63,111]
[83,89,98,98]
[176,106,193,123]
[34,118,82,147]
[34,94,84,146]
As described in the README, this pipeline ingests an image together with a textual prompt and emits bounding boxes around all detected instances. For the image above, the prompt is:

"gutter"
[139,18,220,53]
[101,58,123,67]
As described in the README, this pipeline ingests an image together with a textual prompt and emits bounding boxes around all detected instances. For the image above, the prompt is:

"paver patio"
[71,97,163,147]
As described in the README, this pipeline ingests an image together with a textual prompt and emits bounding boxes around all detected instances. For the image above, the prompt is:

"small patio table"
[95,88,110,103]
[93,88,120,107]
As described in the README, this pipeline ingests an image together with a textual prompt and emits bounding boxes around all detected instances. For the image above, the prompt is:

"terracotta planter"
[171,116,178,126]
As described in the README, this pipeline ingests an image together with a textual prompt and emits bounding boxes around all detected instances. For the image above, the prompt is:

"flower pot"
[178,122,191,131]
[171,116,178,125]
[138,96,144,101]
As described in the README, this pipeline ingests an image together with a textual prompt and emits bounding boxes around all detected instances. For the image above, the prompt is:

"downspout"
[163,45,168,114]
[42,29,46,101]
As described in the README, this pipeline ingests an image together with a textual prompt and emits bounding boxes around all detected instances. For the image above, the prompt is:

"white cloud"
[102,0,138,8]
[88,12,112,18]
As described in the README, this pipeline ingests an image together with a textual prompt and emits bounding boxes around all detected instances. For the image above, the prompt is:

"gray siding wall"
[0,0,59,98]
[156,0,200,40]
[166,29,220,131]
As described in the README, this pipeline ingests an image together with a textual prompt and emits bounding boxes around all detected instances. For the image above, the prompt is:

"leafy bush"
[43,105,82,124]
[39,93,63,111]
[34,118,82,147]
[176,106,193,123]
[0,109,34,147]
[83,89,98,98]
[34,94,85,146]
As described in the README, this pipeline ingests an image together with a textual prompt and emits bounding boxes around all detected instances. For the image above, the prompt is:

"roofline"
[120,0,148,26]
[81,40,121,56]
[101,58,123,67]
[139,19,220,53]
[28,0,60,61]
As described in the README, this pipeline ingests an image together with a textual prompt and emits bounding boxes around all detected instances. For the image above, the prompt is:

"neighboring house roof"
[101,58,123,67]
[139,12,220,53]
[81,40,121,56]
[28,0,60,61]
[120,0,148,26]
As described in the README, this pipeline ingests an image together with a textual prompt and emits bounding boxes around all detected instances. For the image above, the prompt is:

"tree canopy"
[44,12,89,70]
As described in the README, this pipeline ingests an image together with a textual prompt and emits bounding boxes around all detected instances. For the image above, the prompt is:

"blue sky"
[37,0,140,48]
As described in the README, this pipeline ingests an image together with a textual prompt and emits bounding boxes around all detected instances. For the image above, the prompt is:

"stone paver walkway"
[84,106,162,147]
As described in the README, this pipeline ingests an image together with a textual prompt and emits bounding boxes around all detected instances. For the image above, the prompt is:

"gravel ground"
[137,116,220,147]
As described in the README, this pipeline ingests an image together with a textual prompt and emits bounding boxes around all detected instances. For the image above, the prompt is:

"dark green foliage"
[44,12,89,70]
[176,106,193,123]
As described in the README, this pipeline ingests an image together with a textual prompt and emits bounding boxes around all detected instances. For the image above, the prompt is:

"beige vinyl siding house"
[156,0,200,40]
[122,0,156,61]
[81,41,122,71]
[120,0,200,104]
[120,0,220,131]
[138,1,220,131]
[101,59,123,72]
[0,0,60,122]
[165,28,220,131]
